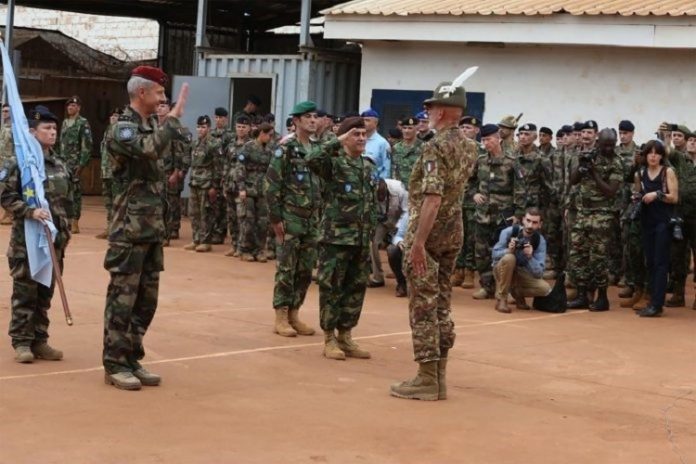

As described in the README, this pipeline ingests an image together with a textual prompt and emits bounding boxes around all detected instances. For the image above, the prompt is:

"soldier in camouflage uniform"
[103,66,188,390]
[96,108,122,239]
[543,126,571,278]
[223,115,251,256]
[210,107,234,243]
[513,123,552,213]
[1,104,14,224]
[1,106,72,363]
[184,116,222,253]
[390,79,477,401]
[231,95,261,128]
[666,127,696,309]
[469,125,519,300]
[306,117,376,361]
[266,101,321,337]
[452,116,484,289]
[391,116,423,188]
[616,120,643,299]
[236,123,273,262]
[157,101,192,243]
[567,128,623,311]
[497,114,520,155]
[538,126,554,156]
[58,96,93,234]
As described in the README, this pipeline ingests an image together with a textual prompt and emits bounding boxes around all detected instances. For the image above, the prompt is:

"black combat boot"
[638,305,663,317]
[589,287,610,312]
[567,286,590,309]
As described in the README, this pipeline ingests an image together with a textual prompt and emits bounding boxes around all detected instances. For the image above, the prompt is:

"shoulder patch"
[238,154,246,162]
[117,126,136,142]
[274,148,283,158]
[0,168,7,181]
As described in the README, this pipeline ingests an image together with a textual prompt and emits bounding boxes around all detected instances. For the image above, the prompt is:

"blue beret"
[480,124,499,137]
[416,111,429,120]
[618,120,635,132]
[29,105,58,126]
[360,108,380,118]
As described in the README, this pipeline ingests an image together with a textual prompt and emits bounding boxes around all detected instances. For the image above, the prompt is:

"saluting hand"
[168,83,189,119]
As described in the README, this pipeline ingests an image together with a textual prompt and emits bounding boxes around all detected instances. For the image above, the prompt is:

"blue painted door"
[370,89,485,137]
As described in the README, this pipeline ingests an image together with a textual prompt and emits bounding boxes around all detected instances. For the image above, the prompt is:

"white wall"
[0,6,158,60]
[360,41,696,142]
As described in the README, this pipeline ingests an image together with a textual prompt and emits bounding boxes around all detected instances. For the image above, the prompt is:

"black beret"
[480,123,499,137]
[29,105,59,126]
[214,107,228,117]
[333,115,345,124]
[110,107,123,115]
[459,116,481,127]
[561,124,574,134]
[317,109,328,118]
[573,121,585,132]
[539,126,553,136]
[236,115,251,125]
[583,120,598,131]
[518,123,537,132]
[65,95,81,106]
[197,115,211,126]
[337,116,365,136]
[388,128,403,139]
[285,117,294,128]
[618,120,635,132]
[556,129,565,137]
[401,116,418,126]
[247,95,262,106]
[263,113,275,123]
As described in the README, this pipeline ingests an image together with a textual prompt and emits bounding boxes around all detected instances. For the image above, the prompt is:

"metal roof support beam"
[193,0,209,75]
[300,0,314,49]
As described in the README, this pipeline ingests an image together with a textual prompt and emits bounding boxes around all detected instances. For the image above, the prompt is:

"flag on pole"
[1,40,57,287]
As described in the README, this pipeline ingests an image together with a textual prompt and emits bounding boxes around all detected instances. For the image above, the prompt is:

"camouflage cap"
[423,81,467,109]
[498,115,518,129]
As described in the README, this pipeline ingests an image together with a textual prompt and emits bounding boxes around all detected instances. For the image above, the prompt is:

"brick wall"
[0,6,158,60]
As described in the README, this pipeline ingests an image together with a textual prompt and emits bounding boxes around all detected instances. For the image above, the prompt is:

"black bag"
[533,272,567,313]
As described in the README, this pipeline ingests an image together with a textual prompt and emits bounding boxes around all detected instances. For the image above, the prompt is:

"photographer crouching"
[491,208,551,313]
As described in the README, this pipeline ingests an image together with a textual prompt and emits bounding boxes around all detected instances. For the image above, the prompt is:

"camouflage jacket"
[106,105,183,243]
[562,147,579,210]
[100,126,114,180]
[545,148,566,207]
[538,142,554,157]
[235,139,272,197]
[467,150,518,224]
[0,148,73,262]
[223,137,249,193]
[0,126,13,162]
[405,127,477,251]
[391,139,423,188]
[617,141,640,211]
[190,134,223,190]
[513,146,553,212]
[306,139,377,246]
[501,137,517,156]
[265,137,322,233]
[210,127,234,153]
[161,126,192,175]
[575,151,623,212]
[462,141,487,210]
[670,151,696,217]
[59,115,93,171]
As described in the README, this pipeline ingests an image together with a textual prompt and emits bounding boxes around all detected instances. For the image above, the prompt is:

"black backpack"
[533,272,567,313]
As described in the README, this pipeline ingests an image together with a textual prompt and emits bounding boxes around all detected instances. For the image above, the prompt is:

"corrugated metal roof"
[323,0,696,17]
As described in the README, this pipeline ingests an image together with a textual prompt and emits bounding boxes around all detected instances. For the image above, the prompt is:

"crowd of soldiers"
[2,64,694,396]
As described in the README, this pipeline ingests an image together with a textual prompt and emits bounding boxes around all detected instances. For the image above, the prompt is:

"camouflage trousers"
[166,184,184,237]
[474,221,496,292]
[544,205,564,272]
[455,207,476,270]
[623,218,646,288]
[225,191,239,250]
[669,214,696,288]
[564,208,577,284]
[237,195,268,255]
[102,178,114,226]
[273,229,317,310]
[404,245,457,363]
[7,252,64,348]
[72,179,83,220]
[212,193,227,242]
[103,241,163,374]
[608,211,623,280]
[189,187,214,245]
[568,209,613,289]
[317,243,370,331]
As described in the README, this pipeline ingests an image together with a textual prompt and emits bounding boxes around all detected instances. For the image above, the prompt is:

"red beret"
[131,66,168,86]
[337,116,365,136]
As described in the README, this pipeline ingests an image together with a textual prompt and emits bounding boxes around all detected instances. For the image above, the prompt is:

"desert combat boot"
[31,342,63,360]
[323,330,346,360]
[288,309,315,335]
[274,307,297,337]
[337,329,370,358]
[390,361,439,401]
[105,372,142,391]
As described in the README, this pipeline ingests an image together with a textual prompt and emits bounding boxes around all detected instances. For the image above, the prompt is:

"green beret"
[674,125,691,136]
[290,100,317,116]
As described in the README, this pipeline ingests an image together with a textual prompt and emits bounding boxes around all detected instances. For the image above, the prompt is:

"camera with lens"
[670,216,684,240]
[577,150,596,175]
[628,192,643,221]
[515,236,530,251]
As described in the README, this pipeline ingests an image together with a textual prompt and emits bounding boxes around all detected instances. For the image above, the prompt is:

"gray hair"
[127,76,155,98]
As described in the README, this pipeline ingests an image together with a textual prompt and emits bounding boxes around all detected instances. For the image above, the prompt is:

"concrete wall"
[359,41,696,142]
[0,6,158,60]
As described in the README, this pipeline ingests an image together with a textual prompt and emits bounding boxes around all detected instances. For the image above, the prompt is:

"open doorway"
[231,74,274,118]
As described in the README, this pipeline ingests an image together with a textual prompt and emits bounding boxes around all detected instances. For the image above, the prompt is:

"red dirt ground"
[0,197,694,464]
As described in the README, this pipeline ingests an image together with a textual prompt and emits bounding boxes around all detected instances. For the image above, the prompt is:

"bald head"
[598,128,617,156]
